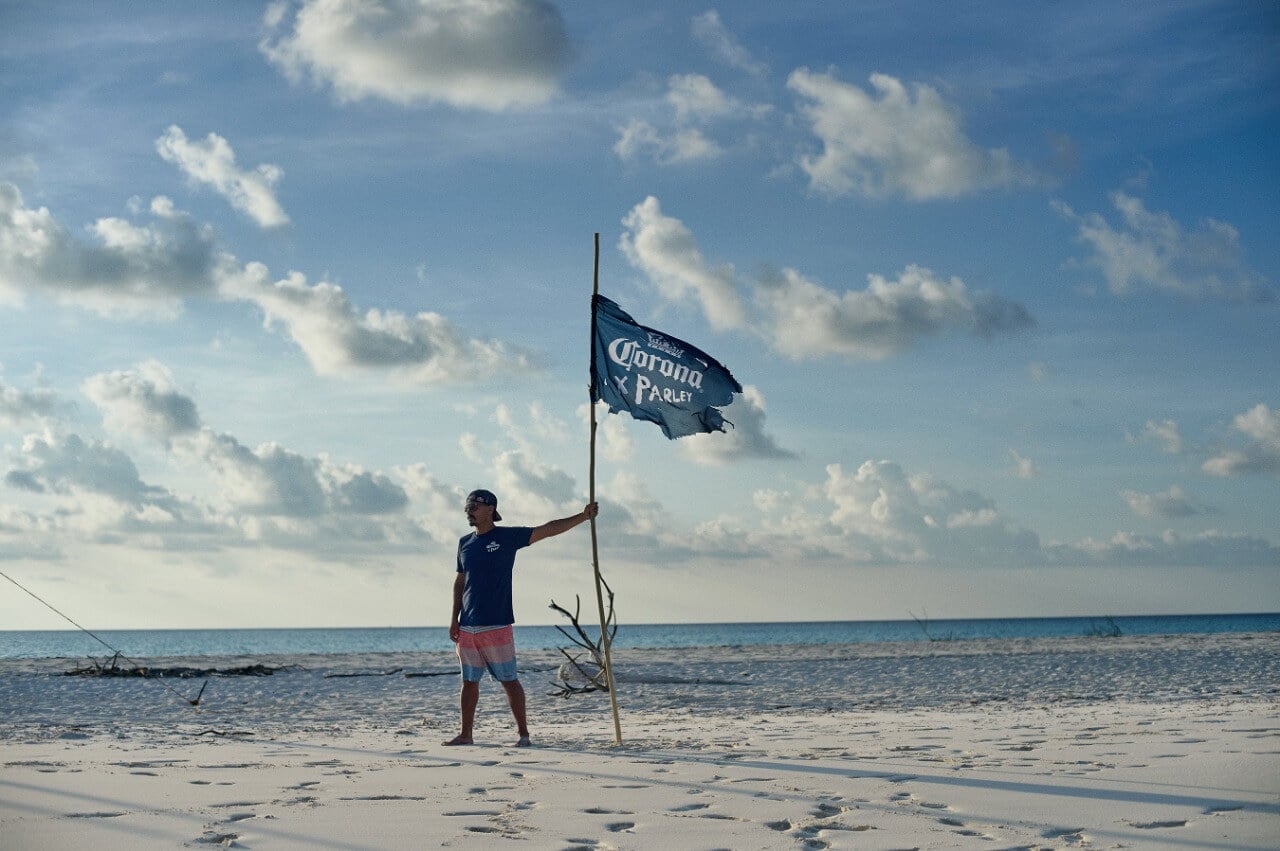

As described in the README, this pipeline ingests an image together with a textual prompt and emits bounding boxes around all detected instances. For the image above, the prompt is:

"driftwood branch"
[65,653,290,678]
[547,574,618,698]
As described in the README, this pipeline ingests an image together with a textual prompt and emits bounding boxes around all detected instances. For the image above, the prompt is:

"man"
[444,488,599,747]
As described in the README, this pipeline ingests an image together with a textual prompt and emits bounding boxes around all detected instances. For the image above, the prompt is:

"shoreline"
[3,632,1277,848]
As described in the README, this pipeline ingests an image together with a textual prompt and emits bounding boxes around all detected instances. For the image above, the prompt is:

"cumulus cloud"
[0,375,60,431]
[78,363,410,522]
[691,10,766,76]
[175,422,408,520]
[222,263,535,384]
[260,0,570,111]
[1203,404,1280,476]
[0,183,225,315]
[614,74,768,165]
[788,69,1045,199]
[0,187,537,387]
[619,196,747,330]
[1121,485,1201,518]
[824,460,1042,565]
[156,126,289,228]
[755,264,1034,360]
[1054,192,1273,301]
[1140,418,1183,454]
[680,385,796,465]
[6,431,184,511]
[620,196,1034,360]
[614,119,721,165]
[84,361,201,443]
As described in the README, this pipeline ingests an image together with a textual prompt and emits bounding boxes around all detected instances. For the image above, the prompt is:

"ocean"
[1,612,1277,660]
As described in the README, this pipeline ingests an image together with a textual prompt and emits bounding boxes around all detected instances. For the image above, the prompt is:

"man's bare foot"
[442,735,473,746]
[515,735,532,747]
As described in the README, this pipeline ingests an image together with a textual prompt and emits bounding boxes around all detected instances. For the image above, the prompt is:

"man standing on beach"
[444,489,599,747]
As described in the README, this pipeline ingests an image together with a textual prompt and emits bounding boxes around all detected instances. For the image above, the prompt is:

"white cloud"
[1055,192,1273,301]
[396,462,465,543]
[489,447,578,519]
[1010,450,1039,479]
[755,264,1034,360]
[619,196,747,331]
[0,186,538,387]
[614,119,722,165]
[1142,418,1183,454]
[1121,485,1200,518]
[0,374,60,431]
[83,361,202,443]
[222,263,535,384]
[260,0,570,111]
[0,183,225,315]
[613,74,767,166]
[156,126,289,228]
[691,10,766,76]
[824,460,1042,565]
[679,385,796,465]
[78,365,413,531]
[8,431,164,504]
[1054,529,1279,568]
[1203,404,1280,476]
[579,400,634,463]
[788,69,1045,199]
[620,197,1034,360]
[667,73,735,123]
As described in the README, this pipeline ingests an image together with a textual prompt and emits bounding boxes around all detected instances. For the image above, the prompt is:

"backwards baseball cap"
[465,489,502,521]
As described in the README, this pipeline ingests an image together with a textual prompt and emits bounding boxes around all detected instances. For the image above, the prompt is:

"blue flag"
[592,294,742,439]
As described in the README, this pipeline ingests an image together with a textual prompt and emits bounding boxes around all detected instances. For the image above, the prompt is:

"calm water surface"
[2,613,1277,659]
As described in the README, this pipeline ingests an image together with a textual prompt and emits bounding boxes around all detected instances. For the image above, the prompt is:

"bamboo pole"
[589,232,623,745]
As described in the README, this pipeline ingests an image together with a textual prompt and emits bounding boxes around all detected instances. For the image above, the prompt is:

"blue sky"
[1,1,1277,629]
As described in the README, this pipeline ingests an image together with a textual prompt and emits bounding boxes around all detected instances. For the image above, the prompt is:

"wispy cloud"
[156,126,289,228]
[1055,192,1274,302]
[614,74,769,166]
[261,0,570,111]
[788,70,1046,199]
[1121,485,1202,519]
[691,10,766,76]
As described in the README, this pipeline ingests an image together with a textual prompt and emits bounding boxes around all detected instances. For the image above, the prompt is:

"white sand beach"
[2,632,1277,849]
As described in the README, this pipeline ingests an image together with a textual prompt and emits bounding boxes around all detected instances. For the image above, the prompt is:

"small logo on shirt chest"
[486,541,501,553]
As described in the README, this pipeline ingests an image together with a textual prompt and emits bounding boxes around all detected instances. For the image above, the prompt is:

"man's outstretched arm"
[528,502,599,545]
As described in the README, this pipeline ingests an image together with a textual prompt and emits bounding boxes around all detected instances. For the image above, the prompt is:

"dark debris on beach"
[65,653,291,679]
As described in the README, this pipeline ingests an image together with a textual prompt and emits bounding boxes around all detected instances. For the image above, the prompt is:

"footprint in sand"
[66,812,127,819]
[668,802,710,812]
[605,821,635,832]
[1128,819,1189,829]
[192,831,241,846]
[1042,826,1088,843]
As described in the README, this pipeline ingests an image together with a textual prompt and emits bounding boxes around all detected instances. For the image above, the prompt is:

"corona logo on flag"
[592,295,742,439]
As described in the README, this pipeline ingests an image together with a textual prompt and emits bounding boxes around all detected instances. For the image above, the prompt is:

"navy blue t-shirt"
[456,526,534,627]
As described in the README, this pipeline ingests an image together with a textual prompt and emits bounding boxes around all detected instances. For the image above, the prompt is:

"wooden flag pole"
[589,232,624,745]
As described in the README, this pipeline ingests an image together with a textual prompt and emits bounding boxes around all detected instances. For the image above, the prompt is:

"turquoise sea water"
[1,613,1277,660]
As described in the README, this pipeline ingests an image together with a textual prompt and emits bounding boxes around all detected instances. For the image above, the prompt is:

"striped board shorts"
[456,625,518,683]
